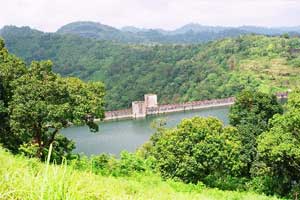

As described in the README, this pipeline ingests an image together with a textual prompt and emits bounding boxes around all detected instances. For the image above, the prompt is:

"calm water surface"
[63,106,229,156]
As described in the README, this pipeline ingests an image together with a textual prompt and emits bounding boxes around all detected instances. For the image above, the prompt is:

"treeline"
[1,27,300,110]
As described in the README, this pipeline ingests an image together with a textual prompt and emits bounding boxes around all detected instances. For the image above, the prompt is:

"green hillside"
[0,147,281,200]
[1,27,300,110]
[1,36,300,199]
[56,21,250,44]
[57,21,143,42]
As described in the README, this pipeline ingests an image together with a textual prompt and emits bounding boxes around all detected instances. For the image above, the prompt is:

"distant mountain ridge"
[1,22,300,45]
[120,23,300,35]
[50,21,300,44]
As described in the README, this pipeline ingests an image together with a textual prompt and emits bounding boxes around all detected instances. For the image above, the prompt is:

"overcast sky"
[1,0,300,32]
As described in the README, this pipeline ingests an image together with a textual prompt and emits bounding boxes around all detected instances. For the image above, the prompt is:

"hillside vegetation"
[1,27,300,110]
[0,147,282,200]
[1,35,300,199]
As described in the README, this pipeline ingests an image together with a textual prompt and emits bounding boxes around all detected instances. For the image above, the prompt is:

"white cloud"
[0,0,299,32]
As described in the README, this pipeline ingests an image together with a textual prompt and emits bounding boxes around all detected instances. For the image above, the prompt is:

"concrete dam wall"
[103,92,288,121]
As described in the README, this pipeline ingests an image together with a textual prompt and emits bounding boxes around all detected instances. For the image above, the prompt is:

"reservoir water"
[63,106,230,156]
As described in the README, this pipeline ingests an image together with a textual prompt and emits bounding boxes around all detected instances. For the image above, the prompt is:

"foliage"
[70,151,156,177]
[203,175,249,191]
[1,27,300,110]
[228,90,283,176]
[147,117,246,185]
[286,88,300,110]
[0,39,105,162]
[9,61,105,161]
[288,57,300,67]
[255,90,300,197]
[0,146,282,200]
[0,38,27,152]
[229,90,283,130]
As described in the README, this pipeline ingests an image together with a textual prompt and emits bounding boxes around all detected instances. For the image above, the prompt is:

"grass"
[0,147,283,200]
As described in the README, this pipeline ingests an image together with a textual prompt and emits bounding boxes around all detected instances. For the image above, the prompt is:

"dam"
[103,92,288,121]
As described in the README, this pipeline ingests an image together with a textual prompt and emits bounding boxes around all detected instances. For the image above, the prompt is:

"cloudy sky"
[1,0,300,32]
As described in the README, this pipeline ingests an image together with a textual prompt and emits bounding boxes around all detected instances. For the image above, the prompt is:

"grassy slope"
[0,148,282,200]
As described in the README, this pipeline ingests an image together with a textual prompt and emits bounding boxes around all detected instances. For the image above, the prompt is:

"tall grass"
[0,147,283,200]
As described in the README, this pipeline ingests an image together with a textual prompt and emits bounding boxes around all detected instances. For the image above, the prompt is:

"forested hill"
[56,21,250,44]
[56,22,300,44]
[56,22,143,43]
[1,26,300,110]
[2,22,300,45]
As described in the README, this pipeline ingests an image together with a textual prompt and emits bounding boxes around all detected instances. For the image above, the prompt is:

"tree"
[286,89,300,110]
[229,90,283,130]
[9,60,105,161]
[228,90,283,176]
[228,55,237,70]
[0,39,27,152]
[281,33,290,39]
[256,90,300,196]
[149,117,246,184]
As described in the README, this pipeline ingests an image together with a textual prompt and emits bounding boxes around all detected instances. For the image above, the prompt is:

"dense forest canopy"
[1,26,300,110]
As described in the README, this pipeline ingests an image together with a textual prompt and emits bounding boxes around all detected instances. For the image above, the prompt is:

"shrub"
[69,151,155,177]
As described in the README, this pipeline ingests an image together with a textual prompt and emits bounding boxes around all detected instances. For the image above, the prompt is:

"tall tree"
[0,39,27,152]
[229,90,283,176]
[256,90,300,196]
[8,60,105,161]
